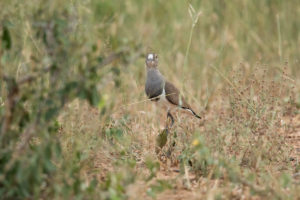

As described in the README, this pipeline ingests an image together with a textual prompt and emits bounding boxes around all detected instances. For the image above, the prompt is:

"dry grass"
[58,63,299,199]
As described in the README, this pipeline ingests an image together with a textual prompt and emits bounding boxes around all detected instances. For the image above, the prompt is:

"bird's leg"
[167,111,174,127]
[165,109,174,130]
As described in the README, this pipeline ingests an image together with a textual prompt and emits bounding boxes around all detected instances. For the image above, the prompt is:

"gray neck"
[146,68,164,81]
[146,67,160,73]
[145,67,165,98]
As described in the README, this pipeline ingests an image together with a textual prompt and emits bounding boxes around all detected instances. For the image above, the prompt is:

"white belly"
[156,88,176,110]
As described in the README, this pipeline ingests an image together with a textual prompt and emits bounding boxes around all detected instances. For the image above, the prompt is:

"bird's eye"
[155,55,158,59]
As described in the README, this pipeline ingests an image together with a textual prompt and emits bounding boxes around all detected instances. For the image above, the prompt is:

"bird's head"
[145,53,158,69]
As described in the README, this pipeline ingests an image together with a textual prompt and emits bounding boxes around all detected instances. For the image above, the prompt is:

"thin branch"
[119,93,176,108]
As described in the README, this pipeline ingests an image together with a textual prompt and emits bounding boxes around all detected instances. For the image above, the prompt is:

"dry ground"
[59,68,300,199]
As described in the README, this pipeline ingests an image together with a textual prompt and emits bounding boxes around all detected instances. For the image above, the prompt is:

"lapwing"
[145,53,201,128]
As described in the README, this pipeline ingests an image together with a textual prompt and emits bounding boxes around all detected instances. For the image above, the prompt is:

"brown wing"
[164,81,191,108]
[165,81,201,119]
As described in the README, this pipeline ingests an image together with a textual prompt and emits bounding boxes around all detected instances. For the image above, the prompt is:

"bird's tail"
[184,107,201,119]
[191,110,201,119]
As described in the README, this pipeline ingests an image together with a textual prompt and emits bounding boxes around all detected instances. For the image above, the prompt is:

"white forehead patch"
[147,54,154,60]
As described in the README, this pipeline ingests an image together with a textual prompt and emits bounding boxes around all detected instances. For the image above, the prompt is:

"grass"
[1,0,300,199]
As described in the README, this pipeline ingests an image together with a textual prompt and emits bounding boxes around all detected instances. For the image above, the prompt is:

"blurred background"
[0,0,299,199]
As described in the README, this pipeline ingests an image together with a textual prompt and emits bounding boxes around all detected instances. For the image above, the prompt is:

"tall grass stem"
[276,14,282,63]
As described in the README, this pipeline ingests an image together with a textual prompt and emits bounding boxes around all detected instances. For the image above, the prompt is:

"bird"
[144,53,201,128]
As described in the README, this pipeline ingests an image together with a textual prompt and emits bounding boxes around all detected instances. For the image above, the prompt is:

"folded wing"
[165,81,201,119]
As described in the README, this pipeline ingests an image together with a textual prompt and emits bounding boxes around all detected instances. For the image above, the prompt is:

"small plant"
[178,65,298,199]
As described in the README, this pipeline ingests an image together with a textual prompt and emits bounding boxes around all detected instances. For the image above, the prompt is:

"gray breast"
[145,69,165,100]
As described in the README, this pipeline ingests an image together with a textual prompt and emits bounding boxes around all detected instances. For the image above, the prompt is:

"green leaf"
[2,25,12,50]
[98,96,106,110]
[147,180,172,198]
[45,107,58,121]
[156,129,168,149]
[145,158,160,182]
